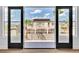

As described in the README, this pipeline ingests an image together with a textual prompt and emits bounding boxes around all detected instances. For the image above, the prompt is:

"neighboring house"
[26,19,54,34]
[33,19,51,28]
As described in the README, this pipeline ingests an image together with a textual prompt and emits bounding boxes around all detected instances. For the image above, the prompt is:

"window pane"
[58,9,69,43]
[10,9,21,43]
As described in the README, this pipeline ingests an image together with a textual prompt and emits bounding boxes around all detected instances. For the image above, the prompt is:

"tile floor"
[0,49,79,53]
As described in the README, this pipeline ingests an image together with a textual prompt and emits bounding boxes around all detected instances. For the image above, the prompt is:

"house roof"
[33,19,50,22]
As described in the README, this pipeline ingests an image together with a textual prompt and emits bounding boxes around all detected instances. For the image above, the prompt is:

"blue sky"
[9,7,76,21]
[24,7,55,21]
[59,9,69,21]
[11,9,21,21]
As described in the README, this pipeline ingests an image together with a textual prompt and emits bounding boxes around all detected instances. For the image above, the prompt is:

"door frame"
[8,7,23,48]
[56,6,72,48]
[23,6,57,48]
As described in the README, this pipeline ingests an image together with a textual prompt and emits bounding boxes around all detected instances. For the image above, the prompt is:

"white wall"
[0,7,8,49]
[73,6,79,49]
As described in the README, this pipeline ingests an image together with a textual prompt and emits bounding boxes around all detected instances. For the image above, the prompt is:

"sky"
[59,9,69,21]
[11,9,21,21]
[5,7,76,21]
[24,7,55,21]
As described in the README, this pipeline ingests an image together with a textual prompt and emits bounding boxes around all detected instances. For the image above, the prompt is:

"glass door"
[8,7,23,48]
[56,6,72,48]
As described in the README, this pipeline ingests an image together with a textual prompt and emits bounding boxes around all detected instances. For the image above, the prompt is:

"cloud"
[43,13,50,18]
[32,13,51,19]
[45,13,50,16]
[30,9,42,14]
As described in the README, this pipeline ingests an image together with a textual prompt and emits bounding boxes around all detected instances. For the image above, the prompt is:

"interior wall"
[0,7,8,49]
[73,6,79,49]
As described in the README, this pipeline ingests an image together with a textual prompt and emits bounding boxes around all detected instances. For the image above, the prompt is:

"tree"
[24,19,32,25]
